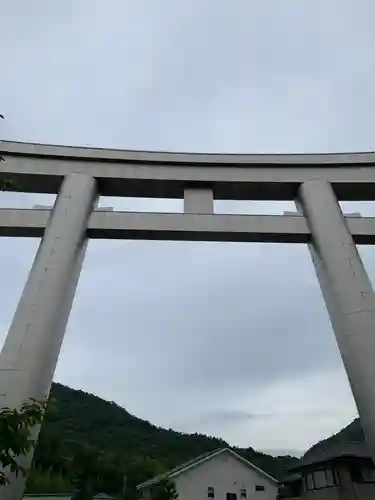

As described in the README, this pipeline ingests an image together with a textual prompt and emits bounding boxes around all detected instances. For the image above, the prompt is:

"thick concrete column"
[0,173,97,500]
[298,179,375,463]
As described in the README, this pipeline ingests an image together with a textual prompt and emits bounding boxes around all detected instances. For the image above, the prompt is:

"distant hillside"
[303,418,364,459]
[27,383,298,494]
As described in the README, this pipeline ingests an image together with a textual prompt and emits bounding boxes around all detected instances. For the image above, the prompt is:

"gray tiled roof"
[290,441,372,470]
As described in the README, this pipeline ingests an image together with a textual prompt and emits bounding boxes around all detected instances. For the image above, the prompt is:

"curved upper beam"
[1,141,375,200]
[1,140,375,166]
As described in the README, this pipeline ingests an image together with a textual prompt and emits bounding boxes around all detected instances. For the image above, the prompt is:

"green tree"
[71,482,95,500]
[123,457,165,500]
[0,399,45,487]
[151,479,178,500]
[22,382,295,494]
[71,445,102,500]
[26,468,72,494]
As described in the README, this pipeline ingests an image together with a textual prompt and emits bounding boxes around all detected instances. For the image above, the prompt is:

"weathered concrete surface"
[1,141,375,199]
[2,209,375,244]
[0,173,97,500]
[1,142,375,498]
[299,179,375,466]
[184,188,214,214]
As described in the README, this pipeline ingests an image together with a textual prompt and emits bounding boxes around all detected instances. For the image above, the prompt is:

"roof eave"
[137,448,278,489]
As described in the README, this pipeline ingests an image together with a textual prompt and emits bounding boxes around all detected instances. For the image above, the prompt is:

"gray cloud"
[193,409,349,425]
[1,0,374,453]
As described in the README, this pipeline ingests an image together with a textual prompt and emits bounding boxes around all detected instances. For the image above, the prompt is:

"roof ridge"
[137,447,277,489]
[137,448,226,489]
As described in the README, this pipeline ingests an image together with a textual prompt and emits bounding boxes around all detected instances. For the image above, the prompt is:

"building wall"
[302,487,340,500]
[170,451,278,500]
[298,482,375,500]
[352,482,375,500]
[286,462,375,500]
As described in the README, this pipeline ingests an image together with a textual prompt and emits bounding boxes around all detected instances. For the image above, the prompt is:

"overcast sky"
[1,0,375,456]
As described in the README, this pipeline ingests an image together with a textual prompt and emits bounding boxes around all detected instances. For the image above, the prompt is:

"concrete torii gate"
[1,141,375,499]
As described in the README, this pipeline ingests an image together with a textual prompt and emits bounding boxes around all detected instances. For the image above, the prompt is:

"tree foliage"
[303,417,364,459]
[21,383,298,496]
[151,479,178,500]
[0,399,45,486]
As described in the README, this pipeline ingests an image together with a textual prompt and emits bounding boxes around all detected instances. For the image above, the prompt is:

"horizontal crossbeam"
[1,141,375,200]
[0,209,375,244]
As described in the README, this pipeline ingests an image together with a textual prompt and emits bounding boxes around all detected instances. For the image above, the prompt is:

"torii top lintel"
[1,140,375,200]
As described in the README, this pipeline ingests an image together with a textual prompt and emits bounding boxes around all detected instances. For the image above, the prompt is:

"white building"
[138,448,278,500]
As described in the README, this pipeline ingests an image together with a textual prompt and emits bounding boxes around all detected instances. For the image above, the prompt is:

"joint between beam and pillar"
[183,187,214,214]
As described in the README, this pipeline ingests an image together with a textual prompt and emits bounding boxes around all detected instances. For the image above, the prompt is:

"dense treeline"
[26,383,298,495]
[303,418,363,459]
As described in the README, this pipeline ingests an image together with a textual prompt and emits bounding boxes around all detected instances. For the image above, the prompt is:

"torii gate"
[1,141,375,499]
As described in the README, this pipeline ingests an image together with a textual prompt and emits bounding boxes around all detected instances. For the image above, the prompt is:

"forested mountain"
[26,383,298,495]
[303,418,363,459]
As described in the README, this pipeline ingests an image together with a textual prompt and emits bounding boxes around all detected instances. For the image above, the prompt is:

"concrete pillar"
[298,179,375,464]
[0,173,97,500]
[184,187,214,214]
